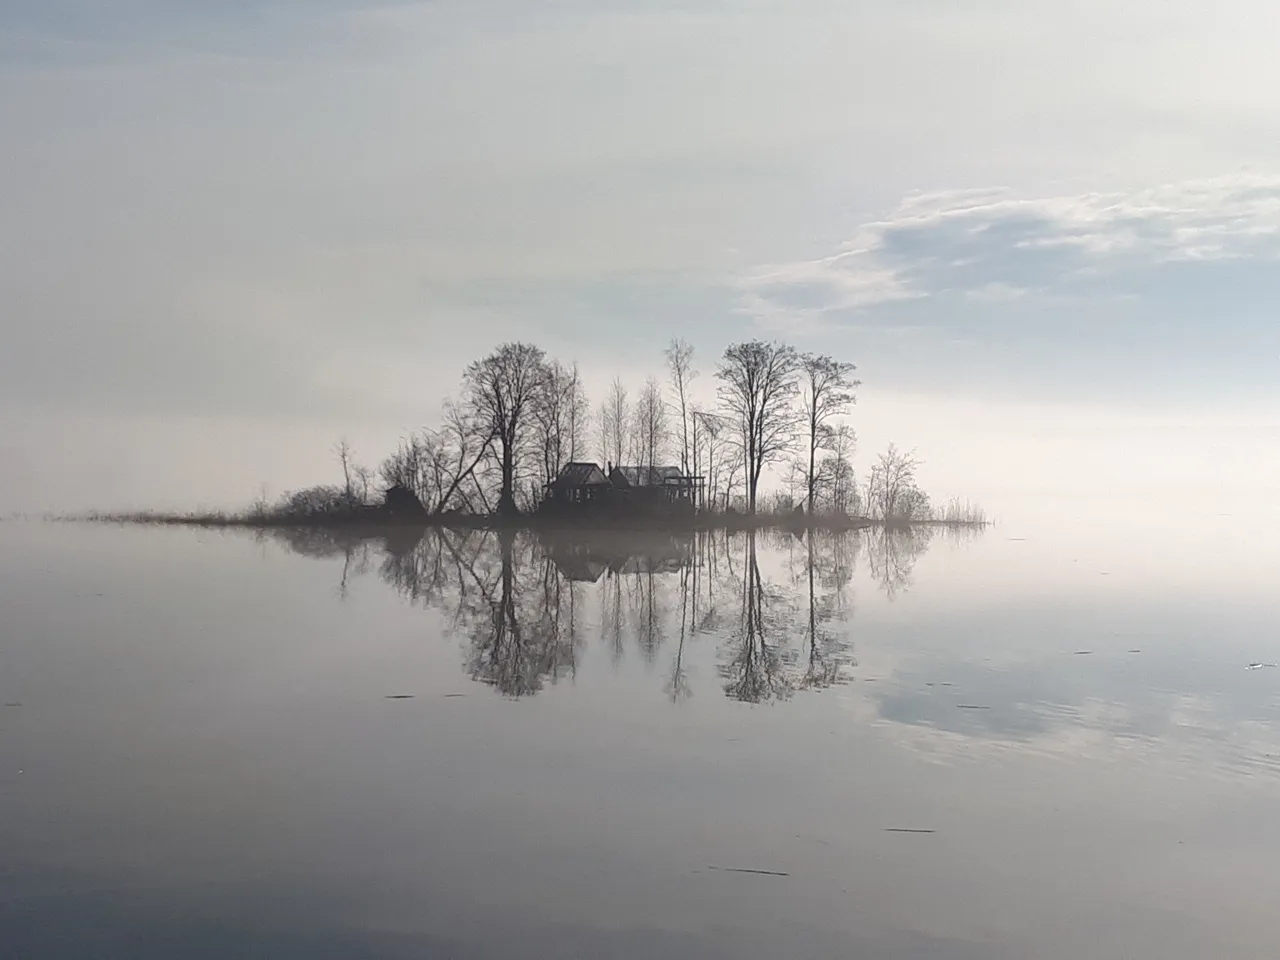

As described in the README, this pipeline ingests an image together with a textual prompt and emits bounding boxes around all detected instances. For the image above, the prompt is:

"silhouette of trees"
[379,404,493,515]
[690,409,730,512]
[335,438,357,506]
[633,376,670,472]
[716,340,802,515]
[822,426,859,516]
[665,338,697,474]
[797,354,860,516]
[864,444,929,522]
[463,342,549,516]
[164,321,993,528]
[533,360,588,490]
[600,377,629,470]
[213,331,982,526]
[279,485,356,519]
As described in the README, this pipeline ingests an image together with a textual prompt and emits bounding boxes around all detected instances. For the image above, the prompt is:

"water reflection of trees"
[714,529,862,703]
[795,530,858,692]
[719,533,794,703]
[267,524,951,702]
[376,528,581,696]
[865,525,935,600]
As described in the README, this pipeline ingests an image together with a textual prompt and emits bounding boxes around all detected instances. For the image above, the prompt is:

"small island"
[103,338,986,532]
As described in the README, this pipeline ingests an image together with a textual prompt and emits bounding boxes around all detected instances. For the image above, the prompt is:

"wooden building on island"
[542,461,703,517]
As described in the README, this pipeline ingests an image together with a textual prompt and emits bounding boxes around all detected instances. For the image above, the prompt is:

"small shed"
[383,484,427,517]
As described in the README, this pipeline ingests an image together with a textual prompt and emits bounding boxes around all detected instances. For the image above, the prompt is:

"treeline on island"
[116,338,987,530]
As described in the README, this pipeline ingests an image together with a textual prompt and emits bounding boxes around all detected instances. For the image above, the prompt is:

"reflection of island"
[541,531,694,583]
[267,525,951,701]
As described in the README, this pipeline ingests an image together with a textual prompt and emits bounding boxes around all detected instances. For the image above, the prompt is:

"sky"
[3,0,1279,520]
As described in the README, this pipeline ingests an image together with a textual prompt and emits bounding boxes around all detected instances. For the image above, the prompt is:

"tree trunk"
[499,440,517,516]
[807,429,817,515]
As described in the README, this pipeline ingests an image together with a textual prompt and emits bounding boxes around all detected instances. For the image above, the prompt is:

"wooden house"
[544,462,612,507]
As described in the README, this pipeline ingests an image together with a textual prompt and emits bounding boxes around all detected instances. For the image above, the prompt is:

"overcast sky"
[3,0,1279,519]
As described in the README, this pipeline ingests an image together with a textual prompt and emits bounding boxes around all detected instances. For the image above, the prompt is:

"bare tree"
[463,342,548,516]
[823,425,858,515]
[353,465,374,505]
[864,444,928,523]
[633,376,669,472]
[334,438,355,506]
[380,435,426,497]
[532,360,582,490]
[665,338,697,473]
[566,363,589,463]
[596,401,610,468]
[798,353,859,516]
[715,340,801,515]
[691,409,739,514]
[379,404,494,515]
[689,407,720,512]
[376,401,491,514]
[601,378,629,470]
[431,403,494,513]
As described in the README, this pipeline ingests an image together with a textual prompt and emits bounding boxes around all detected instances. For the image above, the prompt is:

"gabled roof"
[549,462,609,489]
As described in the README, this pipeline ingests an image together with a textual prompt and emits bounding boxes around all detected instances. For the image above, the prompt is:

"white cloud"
[739,172,1280,324]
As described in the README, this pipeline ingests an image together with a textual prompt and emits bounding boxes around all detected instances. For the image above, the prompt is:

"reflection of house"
[614,555,687,576]
[543,461,702,515]
[543,531,693,581]
[550,556,609,583]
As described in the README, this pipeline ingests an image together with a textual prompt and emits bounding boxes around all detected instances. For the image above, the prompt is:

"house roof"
[549,461,610,489]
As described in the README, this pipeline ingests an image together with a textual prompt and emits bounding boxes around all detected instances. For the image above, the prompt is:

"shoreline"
[74,510,988,535]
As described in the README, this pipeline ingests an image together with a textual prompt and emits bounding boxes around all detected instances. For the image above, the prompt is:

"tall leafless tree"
[692,408,732,513]
[633,376,669,472]
[532,360,586,489]
[334,438,355,506]
[665,338,697,474]
[715,340,801,515]
[798,353,860,516]
[463,342,548,516]
[823,425,858,515]
[600,377,629,470]
[565,363,589,463]
[353,465,374,504]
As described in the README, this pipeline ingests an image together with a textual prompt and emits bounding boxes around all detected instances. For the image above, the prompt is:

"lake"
[2,515,1279,958]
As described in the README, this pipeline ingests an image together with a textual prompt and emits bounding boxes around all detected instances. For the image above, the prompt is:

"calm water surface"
[2,516,1279,958]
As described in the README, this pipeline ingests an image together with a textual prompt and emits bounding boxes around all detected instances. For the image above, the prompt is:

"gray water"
[2,517,1279,958]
